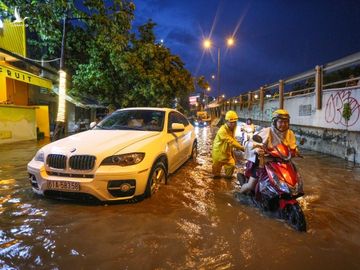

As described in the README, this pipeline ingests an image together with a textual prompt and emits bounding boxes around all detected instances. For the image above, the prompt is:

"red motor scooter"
[236,135,307,232]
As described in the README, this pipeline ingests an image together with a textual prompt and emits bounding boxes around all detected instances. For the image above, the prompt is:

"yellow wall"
[0,20,26,57]
[35,105,50,137]
[0,75,6,102]
[0,105,36,143]
[0,72,50,140]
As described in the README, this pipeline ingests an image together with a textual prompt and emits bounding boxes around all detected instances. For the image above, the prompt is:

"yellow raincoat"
[212,124,244,177]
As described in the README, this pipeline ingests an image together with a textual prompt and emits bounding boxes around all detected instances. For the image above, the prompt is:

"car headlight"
[34,151,44,162]
[101,153,145,166]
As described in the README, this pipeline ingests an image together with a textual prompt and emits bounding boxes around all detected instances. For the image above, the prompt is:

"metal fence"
[211,51,360,114]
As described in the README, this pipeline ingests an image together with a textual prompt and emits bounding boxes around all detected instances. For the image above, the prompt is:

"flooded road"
[1,127,360,269]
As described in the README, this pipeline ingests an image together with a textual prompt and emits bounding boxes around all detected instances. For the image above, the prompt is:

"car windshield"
[95,110,165,131]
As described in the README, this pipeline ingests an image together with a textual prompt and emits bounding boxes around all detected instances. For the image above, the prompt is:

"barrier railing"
[209,51,360,115]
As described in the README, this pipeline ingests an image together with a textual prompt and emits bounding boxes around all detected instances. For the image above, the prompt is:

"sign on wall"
[0,64,53,89]
[299,104,312,116]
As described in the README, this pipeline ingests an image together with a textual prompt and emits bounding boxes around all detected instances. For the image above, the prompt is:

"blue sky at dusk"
[133,0,360,98]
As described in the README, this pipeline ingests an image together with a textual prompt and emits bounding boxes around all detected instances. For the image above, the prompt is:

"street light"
[227,37,234,46]
[203,37,235,101]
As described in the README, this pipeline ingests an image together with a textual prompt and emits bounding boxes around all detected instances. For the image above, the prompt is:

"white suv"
[27,108,197,202]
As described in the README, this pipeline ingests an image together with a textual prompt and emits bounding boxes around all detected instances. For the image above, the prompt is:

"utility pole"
[53,10,68,141]
[217,47,220,101]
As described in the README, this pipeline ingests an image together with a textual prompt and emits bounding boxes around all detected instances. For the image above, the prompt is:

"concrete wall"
[0,105,36,144]
[236,86,360,131]
[230,86,360,163]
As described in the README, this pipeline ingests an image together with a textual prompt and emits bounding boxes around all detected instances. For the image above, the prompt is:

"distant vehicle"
[194,111,211,127]
[28,108,197,202]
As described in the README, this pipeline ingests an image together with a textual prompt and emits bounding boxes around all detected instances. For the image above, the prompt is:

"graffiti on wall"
[252,106,277,121]
[264,107,277,121]
[325,89,360,127]
[247,105,277,121]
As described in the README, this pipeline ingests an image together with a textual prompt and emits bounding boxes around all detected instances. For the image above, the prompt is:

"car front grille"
[47,154,67,169]
[69,155,96,170]
[46,154,96,171]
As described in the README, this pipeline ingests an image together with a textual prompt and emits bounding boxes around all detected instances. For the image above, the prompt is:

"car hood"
[42,130,159,156]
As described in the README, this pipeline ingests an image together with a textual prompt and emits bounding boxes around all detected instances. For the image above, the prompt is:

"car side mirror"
[252,134,263,143]
[89,121,97,129]
[170,123,185,133]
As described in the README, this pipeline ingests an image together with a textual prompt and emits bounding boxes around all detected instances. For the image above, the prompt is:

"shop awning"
[52,87,86,108]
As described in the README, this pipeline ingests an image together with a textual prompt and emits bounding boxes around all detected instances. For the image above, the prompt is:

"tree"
[81,19,194,109]
[196,75,210,91]
[1,1,194,111]
[196,75,210,110]
[0,0,134,74]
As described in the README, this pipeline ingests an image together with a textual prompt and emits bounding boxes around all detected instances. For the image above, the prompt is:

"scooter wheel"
[283,204,307,232]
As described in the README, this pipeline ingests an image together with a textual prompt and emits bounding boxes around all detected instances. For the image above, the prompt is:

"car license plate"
[47,181,80,191]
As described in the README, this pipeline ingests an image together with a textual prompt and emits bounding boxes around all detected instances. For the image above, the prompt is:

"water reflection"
[0,131,360,269]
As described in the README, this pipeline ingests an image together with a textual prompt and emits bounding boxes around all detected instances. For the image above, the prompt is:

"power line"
[20,55,61,63]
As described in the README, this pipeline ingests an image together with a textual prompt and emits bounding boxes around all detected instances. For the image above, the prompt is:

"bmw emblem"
[70,148,76,153]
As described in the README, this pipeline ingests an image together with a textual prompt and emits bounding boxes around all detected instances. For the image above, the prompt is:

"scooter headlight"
[271,173,290,193]
[278,181,290,193]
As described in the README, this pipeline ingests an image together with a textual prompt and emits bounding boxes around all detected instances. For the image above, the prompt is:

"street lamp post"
[203,86,211,109]
[203,37,235,101]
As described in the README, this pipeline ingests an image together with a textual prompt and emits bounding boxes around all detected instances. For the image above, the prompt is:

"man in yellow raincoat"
[212,110,244,178]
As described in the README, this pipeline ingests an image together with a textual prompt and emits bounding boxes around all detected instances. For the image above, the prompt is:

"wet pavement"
[1,127,360,269]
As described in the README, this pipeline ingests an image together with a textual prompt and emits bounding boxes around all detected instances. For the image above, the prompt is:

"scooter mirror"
[252,134,263,143]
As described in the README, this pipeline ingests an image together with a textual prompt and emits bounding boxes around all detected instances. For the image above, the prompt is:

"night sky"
[133,0,360,98]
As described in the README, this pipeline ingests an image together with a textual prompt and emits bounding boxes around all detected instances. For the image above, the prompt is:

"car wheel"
[190,141,198,162]
[145,161,167,198]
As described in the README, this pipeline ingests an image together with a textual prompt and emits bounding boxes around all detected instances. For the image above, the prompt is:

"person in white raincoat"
[239,109,299,194]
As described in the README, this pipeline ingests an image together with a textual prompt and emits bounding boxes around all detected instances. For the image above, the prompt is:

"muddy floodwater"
[1,126,360,269]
